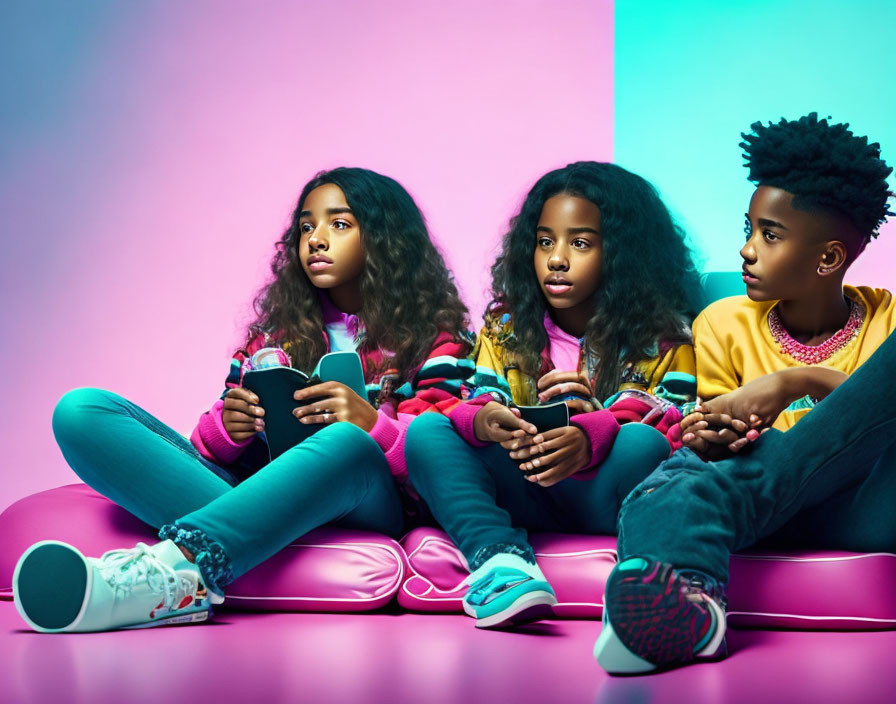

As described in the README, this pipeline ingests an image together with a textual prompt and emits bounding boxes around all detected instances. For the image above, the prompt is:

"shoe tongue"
[151,539,194,572]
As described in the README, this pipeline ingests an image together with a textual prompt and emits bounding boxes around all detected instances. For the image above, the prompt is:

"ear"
[816,241,848,277]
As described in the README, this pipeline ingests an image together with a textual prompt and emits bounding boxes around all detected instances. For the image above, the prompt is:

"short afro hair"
[740,113,893,246]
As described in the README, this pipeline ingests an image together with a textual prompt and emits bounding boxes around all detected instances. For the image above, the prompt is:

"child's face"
[533,194,603,313]
[298,184,366,297]
[741,186,838,302]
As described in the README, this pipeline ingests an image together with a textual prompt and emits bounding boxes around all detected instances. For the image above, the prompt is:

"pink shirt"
[544,313,581,372]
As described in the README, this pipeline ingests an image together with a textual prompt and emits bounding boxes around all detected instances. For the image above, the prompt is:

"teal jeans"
[618,330,896,583]
[405,413,670,569]
[52,388,403,592]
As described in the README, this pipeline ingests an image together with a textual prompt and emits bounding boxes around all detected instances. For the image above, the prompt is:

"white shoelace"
[97,543,184,609]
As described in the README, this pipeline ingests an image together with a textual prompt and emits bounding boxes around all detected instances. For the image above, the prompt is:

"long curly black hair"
[251,167,470,380]
[741,113,893,259]
[490,161,701,401]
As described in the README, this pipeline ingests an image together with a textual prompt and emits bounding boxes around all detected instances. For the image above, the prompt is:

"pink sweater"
[191,313,470,484]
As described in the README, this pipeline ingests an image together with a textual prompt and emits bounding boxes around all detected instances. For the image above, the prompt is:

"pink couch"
[3,484,895,633]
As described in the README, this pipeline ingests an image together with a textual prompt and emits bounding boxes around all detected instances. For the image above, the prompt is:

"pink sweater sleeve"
[569,409,620,481]
[190,399,254,465]
[447,395,493,447]
[368,406,412,483]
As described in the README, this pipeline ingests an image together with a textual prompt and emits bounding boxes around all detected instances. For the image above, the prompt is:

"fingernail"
[683,433,694,441]
[532,460,540,467]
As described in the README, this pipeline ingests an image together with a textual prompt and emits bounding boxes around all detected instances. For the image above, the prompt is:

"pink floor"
[3,603,896,703]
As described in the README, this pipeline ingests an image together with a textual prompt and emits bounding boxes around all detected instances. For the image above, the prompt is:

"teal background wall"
[615,0,896,286]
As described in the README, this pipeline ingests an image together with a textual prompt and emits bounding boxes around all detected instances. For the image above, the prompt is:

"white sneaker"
[13,539,224,633]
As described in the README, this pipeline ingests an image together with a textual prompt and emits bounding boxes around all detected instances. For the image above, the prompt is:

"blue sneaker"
[462,553,557,629]
[13,540,224,633]
[594,557,727,674]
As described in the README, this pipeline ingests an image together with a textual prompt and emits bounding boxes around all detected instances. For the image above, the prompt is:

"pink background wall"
[0,1,614,508]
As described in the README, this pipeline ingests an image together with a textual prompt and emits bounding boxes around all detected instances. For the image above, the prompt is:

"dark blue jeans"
[617,330,896,583]
[405,413,670,569]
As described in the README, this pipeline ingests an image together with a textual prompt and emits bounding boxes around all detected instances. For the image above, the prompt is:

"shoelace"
[467,570,531,605]
[678,570,727,609]
[98,543,184,609]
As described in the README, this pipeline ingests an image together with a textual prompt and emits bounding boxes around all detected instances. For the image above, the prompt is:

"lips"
[741,266,759,284]
[544,275,572,295]
[307,254,333,272]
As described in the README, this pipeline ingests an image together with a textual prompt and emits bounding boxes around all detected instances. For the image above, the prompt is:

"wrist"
[776,367,847,403]
[359,406,379,432]
[473,402,500,442]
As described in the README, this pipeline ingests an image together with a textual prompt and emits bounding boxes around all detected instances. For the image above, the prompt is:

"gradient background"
[1,0,894,510]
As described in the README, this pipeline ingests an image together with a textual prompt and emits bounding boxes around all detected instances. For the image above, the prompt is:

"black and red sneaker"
[594,557,727,674]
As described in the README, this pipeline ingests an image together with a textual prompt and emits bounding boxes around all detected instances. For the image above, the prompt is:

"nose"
[307,227,329,251]
[740,232,757,263]
[548,243,569,271]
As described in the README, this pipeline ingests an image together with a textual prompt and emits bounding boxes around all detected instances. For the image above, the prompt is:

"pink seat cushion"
[398,527,617,618]
[727,549,896,630]
[0,484,405,612]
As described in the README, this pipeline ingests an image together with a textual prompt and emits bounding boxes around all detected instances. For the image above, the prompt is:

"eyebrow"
[299,207,354,217]
[757,217,788,230]
[536,225,600,235]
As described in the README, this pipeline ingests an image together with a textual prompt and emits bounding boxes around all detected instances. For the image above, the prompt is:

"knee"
[405,412,454,479]
[406,413,452,453]
[611,423,672,477]
[52,388,119,449]
[617,422,672,460]
[313,421,381,463]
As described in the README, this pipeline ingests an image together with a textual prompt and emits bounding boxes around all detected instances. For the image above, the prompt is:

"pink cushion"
[0,484,405,612]
[727,549,896,630]
[398,527,616,618]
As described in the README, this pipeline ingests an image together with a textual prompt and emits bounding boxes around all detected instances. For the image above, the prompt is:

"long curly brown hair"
[491,162,701,401]
[251,167,470,380]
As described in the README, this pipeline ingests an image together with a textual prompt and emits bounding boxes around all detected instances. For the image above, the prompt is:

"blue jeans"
[405,413,670,569]
[617,330,896,583]
[52,388,403,592]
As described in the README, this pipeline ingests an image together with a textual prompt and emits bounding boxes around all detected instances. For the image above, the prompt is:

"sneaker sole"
[593,616,658,674]
[604,561,725,667]
[472,590,558,629]
[13,541,91,633]
[122,609,212,629]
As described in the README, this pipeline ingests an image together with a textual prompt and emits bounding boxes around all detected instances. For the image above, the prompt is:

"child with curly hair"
[405,161,702,628]
[13,167,472,632]
[596,114,895,674]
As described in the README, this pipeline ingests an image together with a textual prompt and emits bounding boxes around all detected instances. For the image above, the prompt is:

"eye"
[762,230,779,243]
[571,238,591,250]
[537,236,553,248]
[299,222,314,234]
[332,219,351,231]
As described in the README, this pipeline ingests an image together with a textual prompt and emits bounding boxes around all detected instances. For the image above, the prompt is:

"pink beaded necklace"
[767,297,865,365]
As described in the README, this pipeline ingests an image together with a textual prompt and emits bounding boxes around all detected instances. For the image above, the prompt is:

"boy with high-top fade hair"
[594,113,895,674]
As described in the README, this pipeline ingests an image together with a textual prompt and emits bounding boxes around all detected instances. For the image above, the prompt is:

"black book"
[241,351,367,460]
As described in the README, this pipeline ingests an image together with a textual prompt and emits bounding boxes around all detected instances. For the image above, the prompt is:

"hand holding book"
[292,381,378,431]
[240,349,370,459]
